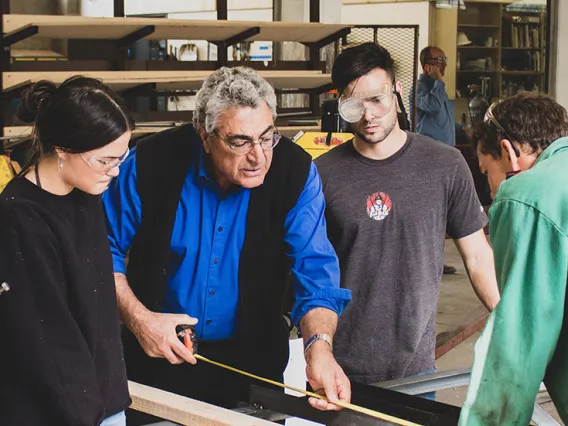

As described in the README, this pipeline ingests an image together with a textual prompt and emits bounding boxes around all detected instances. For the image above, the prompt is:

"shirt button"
[213,258,219,264]
[218,227,223,232]
[206,319,212,325]
[209,290,216,296]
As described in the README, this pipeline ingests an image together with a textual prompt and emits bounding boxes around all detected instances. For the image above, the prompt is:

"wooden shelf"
[501,71,544,75]
[457,70,543,76]
[501,47,541,51]
[3,14,351,44]
[1,70,331,92]
[10,48,65,58]
[4,124,323,140]
[457,24,499,28]
[458,46,498,49]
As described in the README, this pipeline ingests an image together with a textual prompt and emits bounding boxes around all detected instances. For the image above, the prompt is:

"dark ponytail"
[16,76,134,176]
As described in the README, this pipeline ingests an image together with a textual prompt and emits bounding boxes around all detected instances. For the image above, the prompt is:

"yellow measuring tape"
[194,354,421,426]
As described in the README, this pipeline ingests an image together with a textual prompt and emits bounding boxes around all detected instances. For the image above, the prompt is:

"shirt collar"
[534,136,568,166]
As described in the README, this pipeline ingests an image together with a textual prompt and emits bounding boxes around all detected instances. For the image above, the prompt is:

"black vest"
[123,124,312,383]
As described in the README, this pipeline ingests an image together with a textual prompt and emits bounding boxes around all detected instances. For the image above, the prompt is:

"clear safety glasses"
[338,85,395,123]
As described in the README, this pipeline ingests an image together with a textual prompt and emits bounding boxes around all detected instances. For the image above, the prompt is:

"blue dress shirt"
[102,142,351,341]
[416,74,457,146]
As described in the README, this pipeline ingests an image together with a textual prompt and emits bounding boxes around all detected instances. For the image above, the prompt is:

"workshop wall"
[125,0,272,16]
[341,2,430,57]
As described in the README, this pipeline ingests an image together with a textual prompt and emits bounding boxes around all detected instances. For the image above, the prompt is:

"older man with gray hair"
[102,67,352,421]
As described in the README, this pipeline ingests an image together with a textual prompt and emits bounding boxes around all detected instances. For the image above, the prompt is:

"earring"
[57,157,64,172]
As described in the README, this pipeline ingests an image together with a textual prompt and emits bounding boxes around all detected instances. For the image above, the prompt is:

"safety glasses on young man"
[483,102,521,157]
[338,85,395,123]
[81,147,130,174]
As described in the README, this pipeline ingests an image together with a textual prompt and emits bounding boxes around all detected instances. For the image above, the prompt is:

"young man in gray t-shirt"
[316,43,500,386]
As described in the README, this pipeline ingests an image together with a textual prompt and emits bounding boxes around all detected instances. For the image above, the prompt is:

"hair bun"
[16,80,57,123]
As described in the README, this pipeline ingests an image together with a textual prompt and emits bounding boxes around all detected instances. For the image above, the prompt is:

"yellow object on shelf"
[0,156,19,193]
[295,132,353,159]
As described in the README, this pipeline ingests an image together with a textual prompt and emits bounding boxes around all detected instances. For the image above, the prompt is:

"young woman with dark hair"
[0,76,134,426]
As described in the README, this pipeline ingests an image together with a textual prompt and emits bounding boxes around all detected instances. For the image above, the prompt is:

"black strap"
[395,90,411,131]
[34,165,42,189]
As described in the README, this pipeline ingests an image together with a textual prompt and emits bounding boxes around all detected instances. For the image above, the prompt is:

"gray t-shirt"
[315,132,487,384]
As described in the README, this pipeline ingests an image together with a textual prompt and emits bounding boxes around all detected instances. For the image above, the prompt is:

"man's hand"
[131,310,198,365]
[427,64,443,81]
[305,340,351,411]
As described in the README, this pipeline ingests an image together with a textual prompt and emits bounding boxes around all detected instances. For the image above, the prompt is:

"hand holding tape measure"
[175,324,419,426]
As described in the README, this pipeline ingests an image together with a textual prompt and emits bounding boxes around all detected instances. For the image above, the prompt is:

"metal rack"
[0,0,351,145]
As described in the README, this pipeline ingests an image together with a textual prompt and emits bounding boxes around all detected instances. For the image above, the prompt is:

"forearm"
[463,250,500,311]
[454,232,500,311]
[300,307,338,360]
[114,272,151,333]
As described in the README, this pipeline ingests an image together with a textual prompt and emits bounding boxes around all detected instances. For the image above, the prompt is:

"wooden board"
[128,381,277,426]
[3,125,176,139]
[2,70,330,92]
[4,124,323,140]
[10,48,65,58]
[3,15,350,44]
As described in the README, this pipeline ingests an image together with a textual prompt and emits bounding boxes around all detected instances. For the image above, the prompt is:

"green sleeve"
[459,200,568,426]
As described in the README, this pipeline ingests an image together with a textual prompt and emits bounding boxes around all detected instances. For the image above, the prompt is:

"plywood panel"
[3,125,177,138]
[2,70,330,92]
[4,124,323,139]
[3,15,350,44]
[128,381,277,426]
[10,48,64,58]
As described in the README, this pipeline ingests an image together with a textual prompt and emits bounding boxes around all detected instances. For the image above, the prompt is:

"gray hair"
[193,66,277,134]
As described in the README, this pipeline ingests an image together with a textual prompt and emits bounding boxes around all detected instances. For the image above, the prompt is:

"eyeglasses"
[81,147,130,173]
[338,85,395,123]
[428,56,447,65]
[215,128,282,156]
[483,102,521,157]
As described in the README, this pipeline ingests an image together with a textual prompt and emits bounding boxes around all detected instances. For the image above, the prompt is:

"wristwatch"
[304,333,333,354]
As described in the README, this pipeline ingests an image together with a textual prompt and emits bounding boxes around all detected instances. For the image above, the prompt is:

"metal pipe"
[373,368,471,395]
[532,402,560,426]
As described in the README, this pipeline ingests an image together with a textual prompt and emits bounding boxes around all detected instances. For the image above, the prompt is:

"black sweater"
[0,177,130,426]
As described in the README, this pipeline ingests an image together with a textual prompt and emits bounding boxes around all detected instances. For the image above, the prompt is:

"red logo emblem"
[366,192,392,221]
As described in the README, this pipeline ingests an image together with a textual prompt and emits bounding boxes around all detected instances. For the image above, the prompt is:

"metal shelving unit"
[0,0,351,146]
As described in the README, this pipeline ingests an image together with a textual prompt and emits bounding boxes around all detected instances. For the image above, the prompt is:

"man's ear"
[395,80,404,96]
[199,127,211,154]
[500,139,521,171]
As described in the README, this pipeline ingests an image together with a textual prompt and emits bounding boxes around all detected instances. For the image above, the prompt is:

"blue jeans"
[415,369,436,401]
[100,411,126,426]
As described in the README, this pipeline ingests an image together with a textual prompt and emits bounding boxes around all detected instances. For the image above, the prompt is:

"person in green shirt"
[459,91,568,425]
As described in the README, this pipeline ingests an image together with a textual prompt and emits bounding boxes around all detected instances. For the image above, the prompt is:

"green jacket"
[459,137,568,425]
